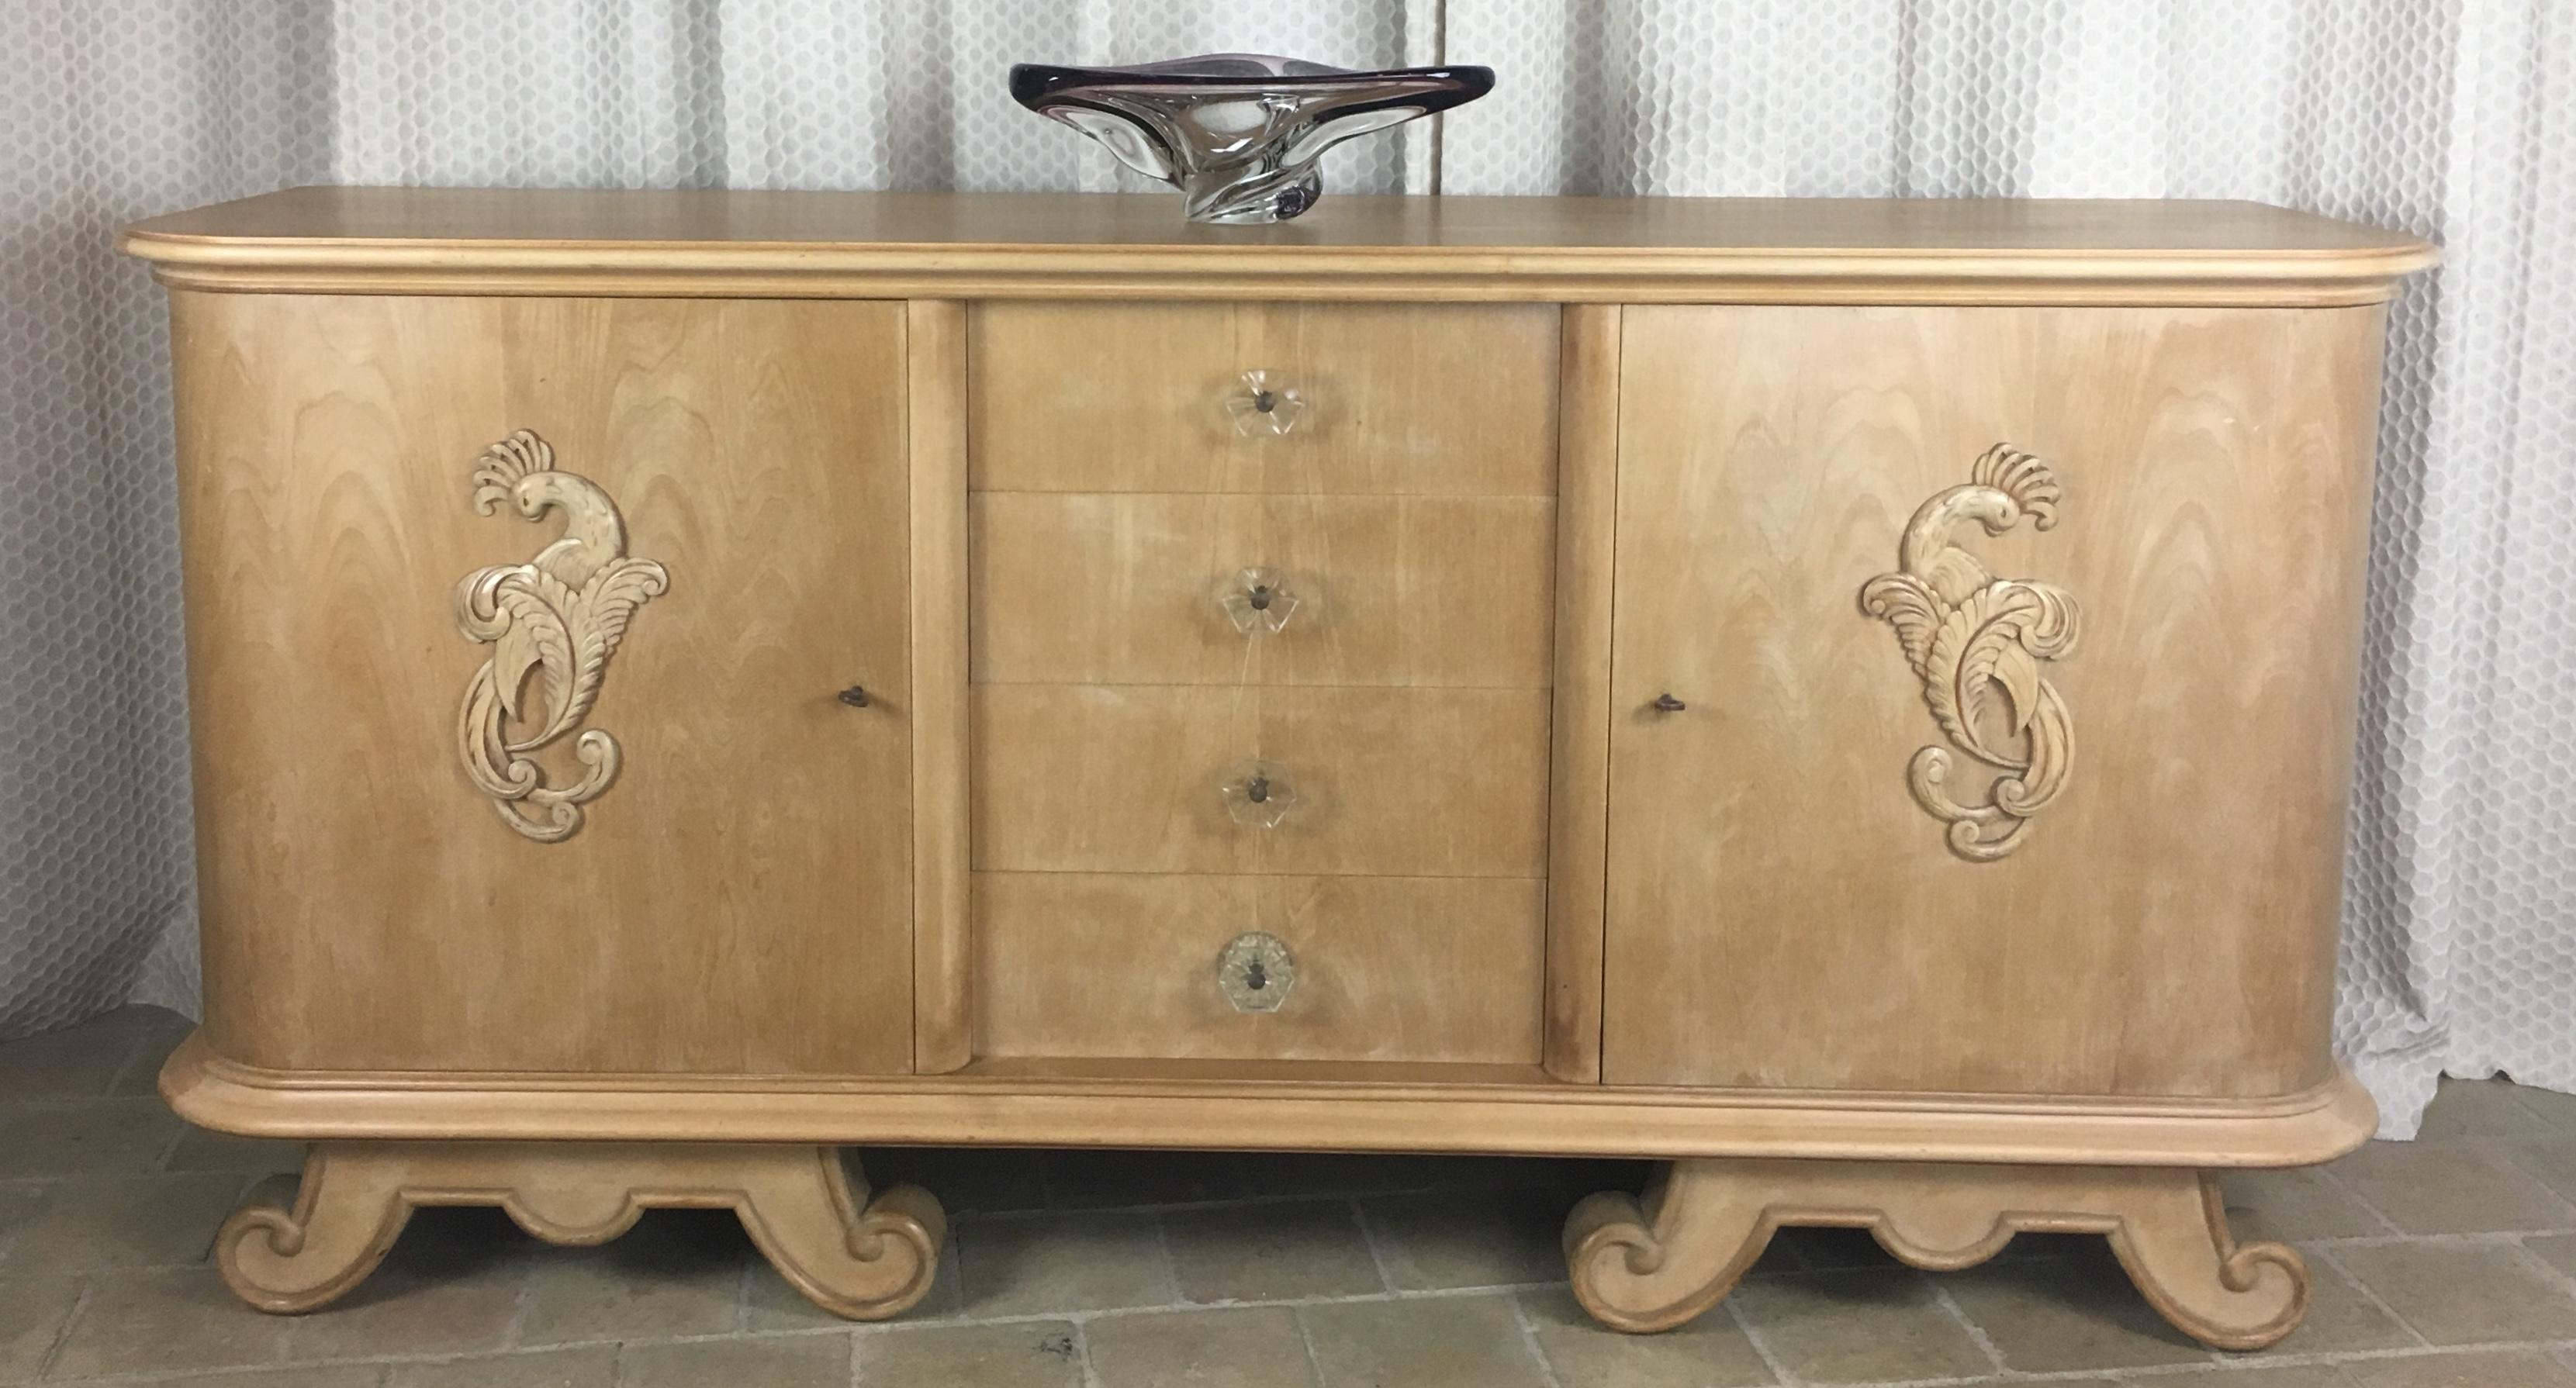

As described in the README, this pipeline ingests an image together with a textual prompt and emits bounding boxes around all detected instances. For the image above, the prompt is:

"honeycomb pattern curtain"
[3,0,2567,1136]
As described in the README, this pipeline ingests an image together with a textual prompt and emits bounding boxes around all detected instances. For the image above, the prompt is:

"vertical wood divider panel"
[908,300,972,1074]
[1544,304,1620,1082]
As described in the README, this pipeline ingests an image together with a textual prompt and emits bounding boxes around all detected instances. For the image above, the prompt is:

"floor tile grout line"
[1347,1196,1401,1294]
[2296,1227,2576,1247]
[1502,1289,1568,1388]
[1146,1207,1185,1310]
[2502,1234,2576,1303]
[33,1276,92,1382]
[1923,1278,2028,1378]
[147,1110,191,1175]
[2510,1085,2576,1133]
[1718,1286,1800,1386]
[98,1028,160,1109]
[500,1245,536,1352]
[2308,1241,2439,1353]
[1070,1317,1103,1388]
[2493,1141,2576,1224]
[1288,1300,1329,1387]
[2309,1160,2410,1238]
[0,1176,45,1268]
[731,1256,755,1335]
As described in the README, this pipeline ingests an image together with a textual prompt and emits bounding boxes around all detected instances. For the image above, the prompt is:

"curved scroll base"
[1566,1158,2308,1351]
[216,1141,945,1321]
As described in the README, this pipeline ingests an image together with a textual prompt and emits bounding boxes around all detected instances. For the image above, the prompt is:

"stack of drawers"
[965,302,1564,1066]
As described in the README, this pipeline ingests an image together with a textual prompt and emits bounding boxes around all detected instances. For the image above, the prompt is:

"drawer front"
[974,872,1546,1063]
[971,684,1551,878]
[968,301,1559,496]
[972,492,1557,688]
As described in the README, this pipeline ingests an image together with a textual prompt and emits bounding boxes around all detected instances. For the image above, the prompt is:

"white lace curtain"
[5,0,2568,1135]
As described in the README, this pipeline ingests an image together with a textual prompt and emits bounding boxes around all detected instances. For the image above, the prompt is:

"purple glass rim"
[1008,61,1494,113]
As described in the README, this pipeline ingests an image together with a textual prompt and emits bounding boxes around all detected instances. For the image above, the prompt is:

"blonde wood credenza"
[121,188,2435,1343]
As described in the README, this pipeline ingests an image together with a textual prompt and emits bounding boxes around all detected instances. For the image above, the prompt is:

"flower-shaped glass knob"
[1220,758,1298,829]
[1216,567,1302,635]
[1226,371,1308,437]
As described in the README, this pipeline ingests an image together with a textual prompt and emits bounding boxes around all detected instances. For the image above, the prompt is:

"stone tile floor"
[3,1007,2574,1386]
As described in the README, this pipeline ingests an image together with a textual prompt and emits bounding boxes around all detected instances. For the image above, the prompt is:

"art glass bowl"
[1009,54,1494,224]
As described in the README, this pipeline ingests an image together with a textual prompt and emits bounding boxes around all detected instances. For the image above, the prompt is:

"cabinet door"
[174,295,915,1076]
[1603,305,2384,1099]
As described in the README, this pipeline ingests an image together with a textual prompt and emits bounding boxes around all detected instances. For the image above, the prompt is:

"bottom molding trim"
[1566,1158,2308,1348]
[162,1034,2376,1169]
[216,1140,944,1320]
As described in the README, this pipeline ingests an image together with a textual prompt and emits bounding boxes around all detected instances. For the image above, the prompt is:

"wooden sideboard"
[121,188,2434,1345]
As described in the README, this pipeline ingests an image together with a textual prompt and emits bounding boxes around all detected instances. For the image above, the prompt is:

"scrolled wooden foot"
[1564,1161,1774,1332]
[733,1147,946,1319]
[2106,1171,2308,1351]
[1565,1158,2311,1350]
[213,1140,946,1321]
[216,1150,408,1313]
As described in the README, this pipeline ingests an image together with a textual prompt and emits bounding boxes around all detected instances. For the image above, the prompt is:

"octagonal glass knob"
[1226,370,1308,437]
[1216,566,1302,635]
[1215,931,1295,1013]
[1220,758,1298,829]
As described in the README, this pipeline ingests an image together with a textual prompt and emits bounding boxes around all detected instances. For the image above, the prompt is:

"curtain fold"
[4,0,2566,1137]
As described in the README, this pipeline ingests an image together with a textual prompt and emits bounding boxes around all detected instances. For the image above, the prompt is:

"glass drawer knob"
[1217,931,1295,1013]
[1217,567,1302,634]
[1226,370,1307,437]
[1221,758,1298,828]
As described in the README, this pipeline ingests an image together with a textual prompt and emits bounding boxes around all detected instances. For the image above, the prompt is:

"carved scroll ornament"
[453,431,668,843]
[1859,445,2079,861]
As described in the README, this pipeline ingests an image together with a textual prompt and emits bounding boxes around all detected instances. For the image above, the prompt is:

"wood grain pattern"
[1544,305,1620,1083]
[970,684,1551,878]
[159,1032,2380,1167]
[908,301,973,1076]
[972,873,1546,1064]
[969,301,1558,495]
[970,492,1556,688]
[171,292,915,1075]
[1602,303,2388,1098]
[1565,1159,2308,1347]
[123,189,2437,306]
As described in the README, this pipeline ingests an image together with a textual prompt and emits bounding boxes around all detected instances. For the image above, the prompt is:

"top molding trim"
[122,188,2438,306]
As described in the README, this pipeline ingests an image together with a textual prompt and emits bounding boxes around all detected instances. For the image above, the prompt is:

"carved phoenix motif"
[452,431,668,843]
[1859,445,2079,861]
